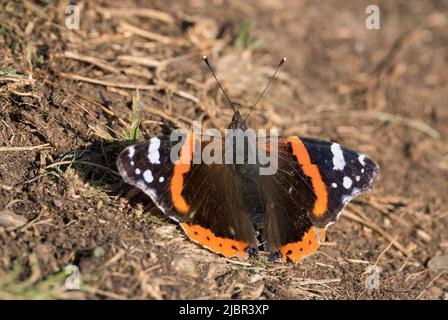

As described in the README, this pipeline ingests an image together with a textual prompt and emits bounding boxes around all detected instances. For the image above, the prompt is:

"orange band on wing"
[170,134,195,213]
[286,137,328,218]
[181,223,248,257]
[279,227,325,262]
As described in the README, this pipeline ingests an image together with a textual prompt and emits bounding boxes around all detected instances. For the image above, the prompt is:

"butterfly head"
[228,110,248,130]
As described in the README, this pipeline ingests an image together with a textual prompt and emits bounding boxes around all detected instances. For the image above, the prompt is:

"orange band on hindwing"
[170,134,195,213]
[280,227,326,262]
[181,223,248,257]
[286,137,328,218]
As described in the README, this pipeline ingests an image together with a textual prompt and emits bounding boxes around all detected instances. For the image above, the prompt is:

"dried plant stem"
[59,72,158,90]
[0,144,51,152]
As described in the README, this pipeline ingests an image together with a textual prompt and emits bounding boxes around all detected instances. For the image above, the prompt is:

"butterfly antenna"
[203,56,237,113]
[244,57,286,121]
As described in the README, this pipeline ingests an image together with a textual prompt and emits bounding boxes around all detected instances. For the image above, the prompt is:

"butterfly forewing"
[117,135,258,257]
[299,138,379,227]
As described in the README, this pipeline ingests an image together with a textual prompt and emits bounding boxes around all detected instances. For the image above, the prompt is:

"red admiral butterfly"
[117,57,379,262]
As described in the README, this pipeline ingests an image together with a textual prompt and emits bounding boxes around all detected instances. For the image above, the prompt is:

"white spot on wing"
[358,154,366,166]
[331,143,345,171]
[130,161,135,166]
[159,176,164,183]
[128,146,135,159]
[135,168,141,175]
[332,183,337,188]
[148,137,161,164]
[343,176,353,189]
[143,170,154,183]
[355,175,360,182]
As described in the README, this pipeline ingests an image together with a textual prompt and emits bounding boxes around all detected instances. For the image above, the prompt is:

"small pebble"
[416,229,432,242]
[0,210,28,229]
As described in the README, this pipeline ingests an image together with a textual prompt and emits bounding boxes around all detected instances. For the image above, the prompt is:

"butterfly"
[116,57,379,262]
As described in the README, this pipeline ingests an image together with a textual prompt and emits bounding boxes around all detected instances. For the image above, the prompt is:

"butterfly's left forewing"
[116,137,182,222]
[117,135,258,258]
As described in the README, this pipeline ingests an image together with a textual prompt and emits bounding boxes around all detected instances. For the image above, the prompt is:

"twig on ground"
[57,51,121,74]
[0,77,35,82]
[98,7,175,24]
[117,55,163,68]
[0,144,51,152]
[297,278,341,286]
[118,22,173,44]
[59,72,158,91]
[372,111,441,139]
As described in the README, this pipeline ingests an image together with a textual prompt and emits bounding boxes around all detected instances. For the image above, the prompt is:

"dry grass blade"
[297,278,341,286]
[129,90,141,142]
[10,90,41,100]
[119,22,172,44]
[59,72,158,90]
[0,144,51,152]
[117,55,163,68]
[372,111,441,139]
[98,7,175,24]
[0,77,35,82]
[57,51,121,74]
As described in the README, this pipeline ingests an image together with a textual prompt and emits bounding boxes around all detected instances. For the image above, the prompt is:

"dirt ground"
[0,0,447,299]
